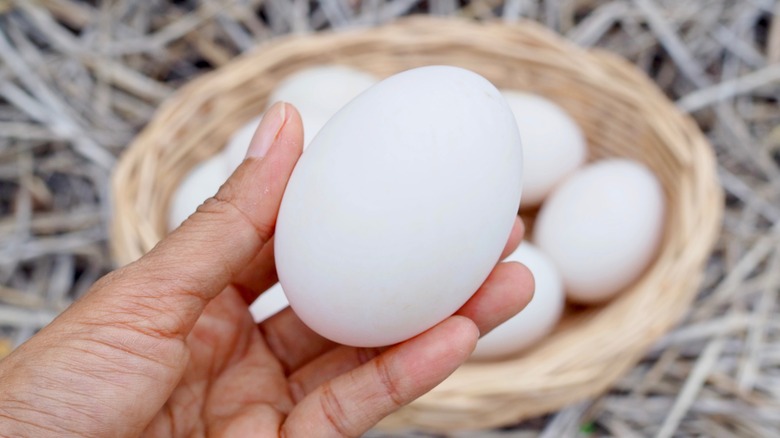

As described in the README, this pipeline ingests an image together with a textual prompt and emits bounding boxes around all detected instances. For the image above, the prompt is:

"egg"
[297,111,330,149]
[502,91,586,208]
[275,66,524,348]
[471,241,564,360]
[249,283,290,323]
[168,154,230,230]
[268,65,378,116]
[534,159,665,303]
[268,65,377,148]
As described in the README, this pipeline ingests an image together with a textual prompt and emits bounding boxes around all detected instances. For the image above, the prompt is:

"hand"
[0,102,533,438]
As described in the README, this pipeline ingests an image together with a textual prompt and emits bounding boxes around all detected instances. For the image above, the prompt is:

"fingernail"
[246,102,287,159]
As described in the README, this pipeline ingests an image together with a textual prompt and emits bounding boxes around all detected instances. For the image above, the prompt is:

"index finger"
[95,102,303,339]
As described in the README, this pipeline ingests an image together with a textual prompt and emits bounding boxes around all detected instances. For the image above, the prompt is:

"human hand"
[0,102,533,437]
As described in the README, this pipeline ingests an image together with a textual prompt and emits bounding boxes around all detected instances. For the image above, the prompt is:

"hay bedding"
[0,1,778,436]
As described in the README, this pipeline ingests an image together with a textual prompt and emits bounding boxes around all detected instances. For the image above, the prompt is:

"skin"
[0,103,534,438]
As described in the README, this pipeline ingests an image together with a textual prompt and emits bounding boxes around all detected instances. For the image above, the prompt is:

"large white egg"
[471,242,564,360]
[275,66,523,348]
[534,159,665,303]
[297,110,330,149]
[168,155,230,231]
[269,65,377,148]
[502,91,586,208]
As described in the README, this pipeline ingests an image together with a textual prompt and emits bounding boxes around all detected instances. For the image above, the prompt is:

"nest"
[111,17,722,432]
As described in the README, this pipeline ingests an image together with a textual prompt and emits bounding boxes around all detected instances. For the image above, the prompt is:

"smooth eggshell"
[275,66,523,347]
[297,109,330,149]
[168,155,230,231]
[471,242,565,360]
[502,91,586,208]
[268,66,377,150]
[268,65,378,117]
[249,283,290,323]
[534,159,665,303]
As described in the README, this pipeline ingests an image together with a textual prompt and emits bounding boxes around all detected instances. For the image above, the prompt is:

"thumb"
[0,102,303,438]
[102,101,303,338]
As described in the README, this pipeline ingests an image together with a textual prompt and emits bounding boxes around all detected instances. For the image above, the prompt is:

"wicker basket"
[111,17,722,432]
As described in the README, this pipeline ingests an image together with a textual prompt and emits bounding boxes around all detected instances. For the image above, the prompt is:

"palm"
[145,287,296,436]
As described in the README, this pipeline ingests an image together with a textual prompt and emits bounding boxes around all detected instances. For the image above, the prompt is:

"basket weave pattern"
[111,17,722,431]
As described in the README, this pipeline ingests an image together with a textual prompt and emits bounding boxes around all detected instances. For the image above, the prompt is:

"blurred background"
[1,0,779,436]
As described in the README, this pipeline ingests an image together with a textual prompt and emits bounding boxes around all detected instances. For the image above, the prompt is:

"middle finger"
[286,260,533,396]
[259,217,526,374]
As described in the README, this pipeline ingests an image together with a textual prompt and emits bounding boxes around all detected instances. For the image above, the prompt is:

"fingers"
[93,102,304,338]
[287,345,383,402]
[456,261,534,336]
[231,235,279,305]
[285,260,533,396]
[281,316,479,437]
[259,307,337,374]
[257,218,527,372]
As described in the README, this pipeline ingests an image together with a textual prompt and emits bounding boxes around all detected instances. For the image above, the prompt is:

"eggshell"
[222,67,376,174]
[268,65,377,149]
[168,155,230,231]
[275,66,524,347]
[297,110,330,149]
[471,242,565,360]
[268,65,378,116]
[534,159,665,303]
[249,283,290,323]
[502,91,586,208]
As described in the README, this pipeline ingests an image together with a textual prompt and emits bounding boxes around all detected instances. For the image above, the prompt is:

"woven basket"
[111,17,722,432]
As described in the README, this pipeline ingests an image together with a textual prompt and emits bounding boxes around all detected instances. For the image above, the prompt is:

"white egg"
[297,109,330,149]
[471,242,564,360]
[275,66,524,348]
[268,66,377,151]
[249,283,290,323]
[223,115,263,174]
[168,155,230,231]
[268,65,378,117]
[534,159,665,303]
[502,91,586,208]
[224,65,372,173]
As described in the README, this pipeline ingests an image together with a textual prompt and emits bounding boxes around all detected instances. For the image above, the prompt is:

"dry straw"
[111,17,722,432]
